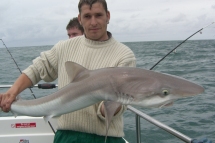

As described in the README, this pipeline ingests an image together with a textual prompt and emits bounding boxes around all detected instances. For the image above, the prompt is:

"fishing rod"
[0,39,56,134]
[0,39,36,98]
[150,22,214,70]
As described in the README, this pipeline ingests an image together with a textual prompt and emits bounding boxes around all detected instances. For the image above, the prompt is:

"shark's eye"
[162,90,169,96]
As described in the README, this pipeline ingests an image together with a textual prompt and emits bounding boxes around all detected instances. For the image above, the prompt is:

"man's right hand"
[0,92,17,112]
[0,74,33,112]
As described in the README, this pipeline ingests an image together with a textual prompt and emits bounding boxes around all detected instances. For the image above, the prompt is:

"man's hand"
[0,93,17,112]
[0,73,33,112]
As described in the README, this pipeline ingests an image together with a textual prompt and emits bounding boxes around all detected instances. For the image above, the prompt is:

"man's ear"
[106,11,110,24]
[78,14,82,25]
[107,11,110,22]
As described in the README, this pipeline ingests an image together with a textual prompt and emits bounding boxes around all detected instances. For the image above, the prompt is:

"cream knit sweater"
[23,34,136,137]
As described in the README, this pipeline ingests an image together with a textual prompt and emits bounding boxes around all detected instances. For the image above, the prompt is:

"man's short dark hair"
[78,0,108,13]
[66,17,84,33]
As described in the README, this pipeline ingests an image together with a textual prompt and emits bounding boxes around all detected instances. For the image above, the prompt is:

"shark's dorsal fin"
[103,101,122,142]
[65,61,89,82]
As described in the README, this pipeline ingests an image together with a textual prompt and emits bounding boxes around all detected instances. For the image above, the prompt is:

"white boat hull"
[0,116,128,143]
[0,116,57,143]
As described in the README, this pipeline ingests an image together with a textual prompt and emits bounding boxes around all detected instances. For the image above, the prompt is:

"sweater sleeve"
[22,42,60,85]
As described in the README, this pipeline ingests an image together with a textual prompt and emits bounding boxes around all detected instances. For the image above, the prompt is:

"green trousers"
[54,130,126,143]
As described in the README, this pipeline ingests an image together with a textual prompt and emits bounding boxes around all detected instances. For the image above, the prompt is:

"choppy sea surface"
[0,40,214,143]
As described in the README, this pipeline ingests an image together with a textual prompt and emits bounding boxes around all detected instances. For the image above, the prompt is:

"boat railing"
[127,105,192,143]
[0,84,194,143]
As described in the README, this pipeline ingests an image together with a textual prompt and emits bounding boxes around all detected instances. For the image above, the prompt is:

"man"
[0,0,136,143]
[66,17,84,38]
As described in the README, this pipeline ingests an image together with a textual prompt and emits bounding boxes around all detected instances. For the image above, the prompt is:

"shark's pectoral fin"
[65,61,90,82]
[103,101,122,142]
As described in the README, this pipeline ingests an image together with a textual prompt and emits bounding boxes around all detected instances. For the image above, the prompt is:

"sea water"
[0,40,214,143]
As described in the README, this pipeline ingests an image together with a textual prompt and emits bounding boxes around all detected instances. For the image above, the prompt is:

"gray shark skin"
[0,61,204,140]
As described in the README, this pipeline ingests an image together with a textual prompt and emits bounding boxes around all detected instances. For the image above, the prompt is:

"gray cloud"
[161,8,170,13]
[167,13,187,23]
[0,0,214,48]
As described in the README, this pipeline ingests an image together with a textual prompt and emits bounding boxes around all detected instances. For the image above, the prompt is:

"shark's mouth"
[159,100,174,108]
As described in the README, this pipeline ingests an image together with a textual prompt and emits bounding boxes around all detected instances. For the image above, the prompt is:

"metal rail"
[0,84,58,89]
[127,105,192,143]
[0,84,194,143]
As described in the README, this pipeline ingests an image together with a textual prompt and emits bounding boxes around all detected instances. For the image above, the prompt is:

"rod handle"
[38,83,57,89]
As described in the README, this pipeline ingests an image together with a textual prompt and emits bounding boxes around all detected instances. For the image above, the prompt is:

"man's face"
[67,27,83,39]
[78,2,110,41]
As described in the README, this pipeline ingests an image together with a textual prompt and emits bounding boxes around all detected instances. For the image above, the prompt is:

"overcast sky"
[0,0,214,47]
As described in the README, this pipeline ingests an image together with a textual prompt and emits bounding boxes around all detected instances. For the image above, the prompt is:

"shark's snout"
[180,83,204,96]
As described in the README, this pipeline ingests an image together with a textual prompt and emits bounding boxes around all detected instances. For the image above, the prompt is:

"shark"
[0,61,204,140]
